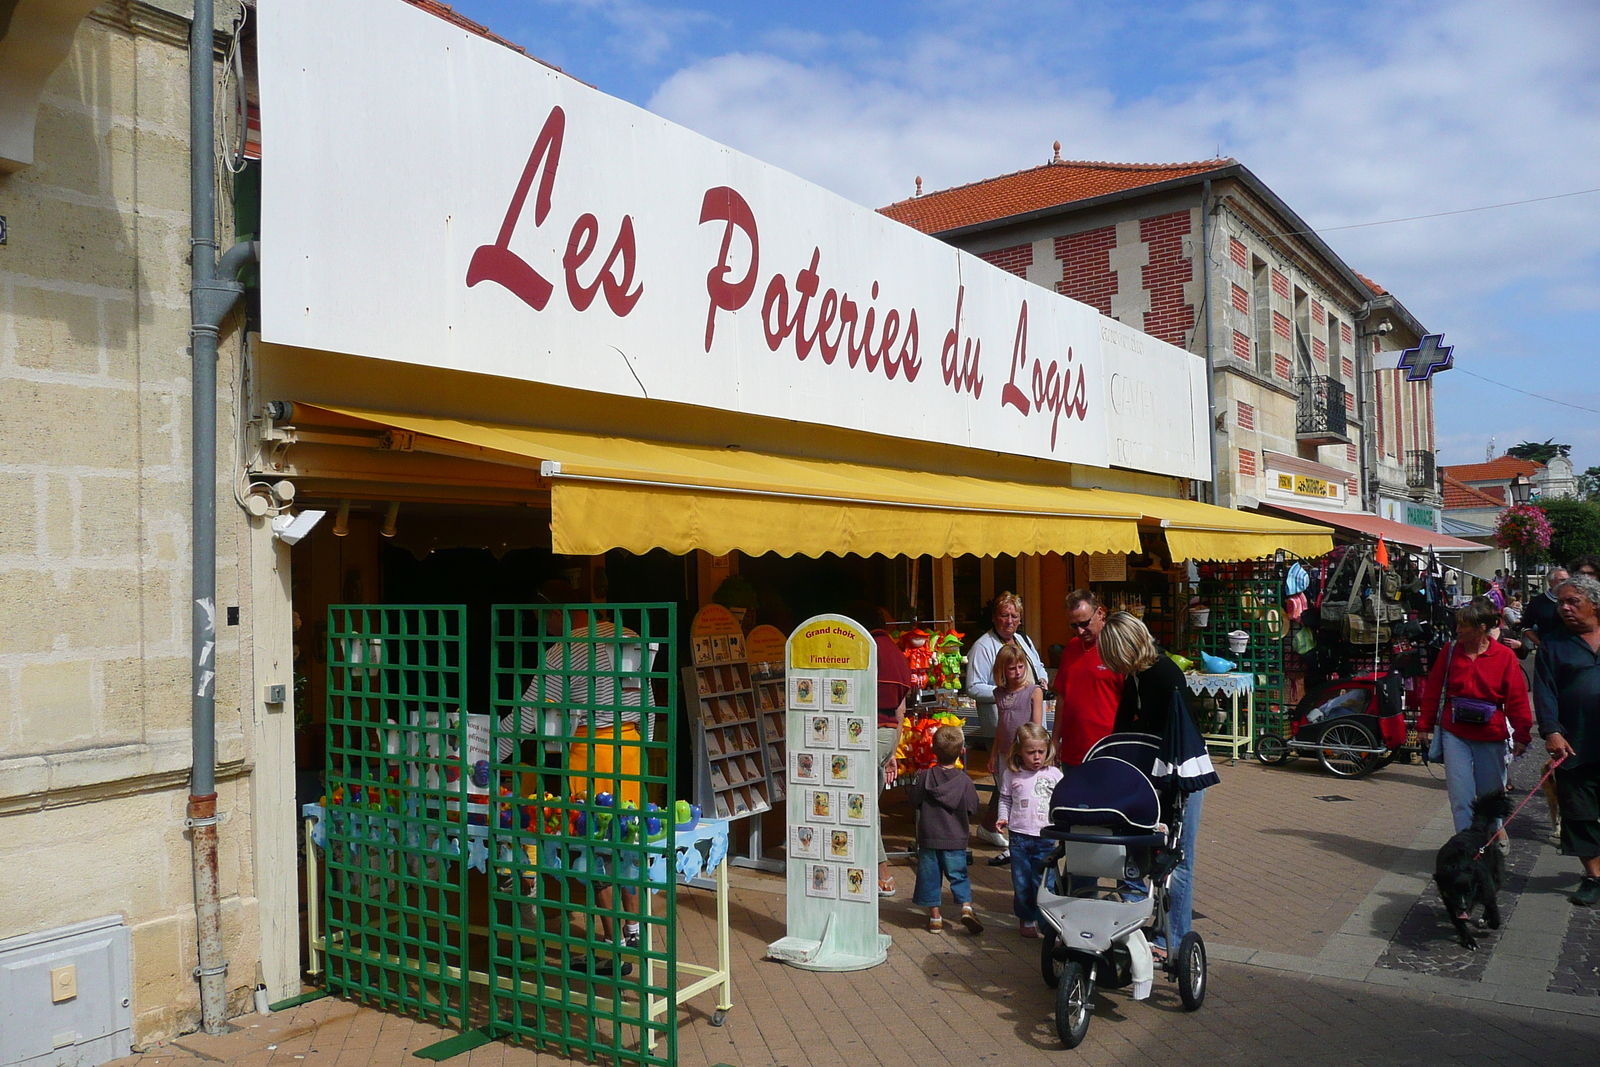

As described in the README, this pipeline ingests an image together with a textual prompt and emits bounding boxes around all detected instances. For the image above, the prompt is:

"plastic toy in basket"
[895,711,965,776]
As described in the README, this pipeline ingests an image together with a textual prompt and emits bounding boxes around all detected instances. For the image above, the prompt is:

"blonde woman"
[1097,611,1211,955]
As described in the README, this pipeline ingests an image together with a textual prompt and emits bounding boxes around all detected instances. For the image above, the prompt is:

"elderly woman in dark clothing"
[1535,574,1600,906]
[1096,611,1210,951]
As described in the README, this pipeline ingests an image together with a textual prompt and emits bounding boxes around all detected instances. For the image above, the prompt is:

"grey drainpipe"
[1200,180,1220,505]
[1354,304,1375,514]
[189,0,258,1034]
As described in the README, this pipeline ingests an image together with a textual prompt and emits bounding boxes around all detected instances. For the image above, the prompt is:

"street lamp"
[1508,473,1535,599]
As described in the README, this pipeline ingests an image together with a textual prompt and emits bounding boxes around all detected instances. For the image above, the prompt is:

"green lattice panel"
[487,604,678,1066]
[324,606,471,1029]
[1184,559,1292,739]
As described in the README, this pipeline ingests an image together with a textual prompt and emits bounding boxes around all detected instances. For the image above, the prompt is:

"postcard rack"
[687,605,772,820]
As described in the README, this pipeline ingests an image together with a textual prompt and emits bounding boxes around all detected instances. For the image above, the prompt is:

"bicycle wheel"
[1255,733,1290,765]
[1318,721,1378,778]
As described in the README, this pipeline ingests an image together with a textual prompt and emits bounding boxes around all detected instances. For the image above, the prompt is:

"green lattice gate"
[323,605,472,1027]
[322,602,677,1064]
[487,603,677,1065]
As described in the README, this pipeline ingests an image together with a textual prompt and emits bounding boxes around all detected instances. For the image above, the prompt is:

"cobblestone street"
[110,750,1600,1067]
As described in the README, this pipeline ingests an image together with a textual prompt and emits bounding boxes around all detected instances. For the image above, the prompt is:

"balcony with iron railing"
[1296,375,1349,445]
[1406,450,1436,491]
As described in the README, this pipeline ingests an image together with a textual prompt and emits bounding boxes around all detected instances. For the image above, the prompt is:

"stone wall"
[0,3,259,1044]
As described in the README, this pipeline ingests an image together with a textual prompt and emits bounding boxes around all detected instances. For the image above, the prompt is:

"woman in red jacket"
[1419,598,1534,835]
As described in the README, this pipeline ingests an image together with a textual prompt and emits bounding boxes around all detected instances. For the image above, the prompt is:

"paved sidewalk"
[110,753,1600,1067]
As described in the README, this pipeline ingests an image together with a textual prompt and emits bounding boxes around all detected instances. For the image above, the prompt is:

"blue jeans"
[914,848,972,908]
[1165,788,1204,947]
[1129,788,1204,949]
[1009,833,1055,923]
[1441,729,1510,834]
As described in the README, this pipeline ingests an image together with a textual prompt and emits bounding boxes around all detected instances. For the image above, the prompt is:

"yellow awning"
[1112,493,1336,561]
[315,406,1144,558]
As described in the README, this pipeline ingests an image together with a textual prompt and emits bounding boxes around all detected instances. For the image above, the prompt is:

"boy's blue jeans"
[913,847,972,908]
[1009,832,1055,923]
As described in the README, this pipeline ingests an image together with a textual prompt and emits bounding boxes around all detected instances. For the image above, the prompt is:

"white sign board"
[256,0,1205,475]
[1099,317,1211,481]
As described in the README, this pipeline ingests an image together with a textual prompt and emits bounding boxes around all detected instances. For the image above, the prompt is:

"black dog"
[1433,790,1513,949]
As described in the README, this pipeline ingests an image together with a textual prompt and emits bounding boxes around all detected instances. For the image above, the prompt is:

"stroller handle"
[1038,829,1167,848]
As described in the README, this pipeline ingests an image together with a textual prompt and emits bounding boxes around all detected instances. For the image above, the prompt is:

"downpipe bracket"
[185,811,229,830]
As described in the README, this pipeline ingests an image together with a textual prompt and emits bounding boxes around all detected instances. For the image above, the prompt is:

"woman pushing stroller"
[1094,611,1214,953]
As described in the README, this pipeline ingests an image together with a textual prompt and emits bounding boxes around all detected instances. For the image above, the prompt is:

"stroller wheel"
[1177,932,1207,1011]
[1040,925,1063,989]
[1255,734,1290,765]
[1055,961,1093,1048]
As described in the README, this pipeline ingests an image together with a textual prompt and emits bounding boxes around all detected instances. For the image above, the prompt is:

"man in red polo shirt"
[1053,590,1125,765]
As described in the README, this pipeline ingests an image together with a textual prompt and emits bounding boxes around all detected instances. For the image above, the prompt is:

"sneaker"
[1570,877,1600,908]
[1019,922,1039,939]
[976,827,1009,848]
[960,905,984,935]
[928,915,944,933]
[987,850,1012,867]
[623,930,641,952]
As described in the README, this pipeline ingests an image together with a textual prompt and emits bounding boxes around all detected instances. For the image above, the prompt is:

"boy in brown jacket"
[908,726,983,933]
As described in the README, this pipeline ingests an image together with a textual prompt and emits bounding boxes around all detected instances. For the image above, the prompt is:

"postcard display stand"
[734,624,791,872]
[766,614,891,971]
[687,605,772,822]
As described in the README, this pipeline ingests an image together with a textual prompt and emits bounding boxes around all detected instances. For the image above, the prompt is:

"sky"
[449,0,1600,479]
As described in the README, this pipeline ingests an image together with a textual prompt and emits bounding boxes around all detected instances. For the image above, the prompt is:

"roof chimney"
[915,175,922,197]
[1052,141,1061,163]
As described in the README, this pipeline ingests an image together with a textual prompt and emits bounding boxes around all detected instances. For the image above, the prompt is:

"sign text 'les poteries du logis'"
[465,106,1088,452]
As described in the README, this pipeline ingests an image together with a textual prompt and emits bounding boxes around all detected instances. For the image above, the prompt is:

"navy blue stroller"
[1035,732,1209,1047]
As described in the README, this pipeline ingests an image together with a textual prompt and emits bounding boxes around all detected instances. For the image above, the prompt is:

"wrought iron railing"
[1296,375,1348,440]
[1406,450,1436,490]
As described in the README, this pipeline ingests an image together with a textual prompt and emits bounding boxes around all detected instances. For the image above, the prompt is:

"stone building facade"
[881,155,1445,525]
[0,0,263,1047]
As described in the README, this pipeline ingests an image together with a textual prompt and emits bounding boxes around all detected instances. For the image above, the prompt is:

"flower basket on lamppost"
[1495,488,1547,601]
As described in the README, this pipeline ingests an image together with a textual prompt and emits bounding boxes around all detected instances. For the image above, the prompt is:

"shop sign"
[252,0,1216,472]
[789,621,873,671]
[1266,469,1345,503]
[1099,317,1210,481]
[1380,497,1440,532]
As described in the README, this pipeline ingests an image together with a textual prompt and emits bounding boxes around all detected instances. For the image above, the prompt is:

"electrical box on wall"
[0,916,131,1067]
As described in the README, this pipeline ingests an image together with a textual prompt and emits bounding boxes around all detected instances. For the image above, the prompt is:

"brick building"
[881,151,1447,529]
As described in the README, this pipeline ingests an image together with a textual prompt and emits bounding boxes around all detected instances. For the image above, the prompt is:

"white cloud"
[537,0,714,65]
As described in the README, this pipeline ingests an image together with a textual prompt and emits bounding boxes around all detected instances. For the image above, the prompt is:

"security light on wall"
[272,509,326,546]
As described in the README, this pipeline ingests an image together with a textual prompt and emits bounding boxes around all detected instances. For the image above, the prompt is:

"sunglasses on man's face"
[1068,619,1095,631]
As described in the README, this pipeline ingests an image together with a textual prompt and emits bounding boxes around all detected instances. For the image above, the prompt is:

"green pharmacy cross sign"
[1397,334,1453,382]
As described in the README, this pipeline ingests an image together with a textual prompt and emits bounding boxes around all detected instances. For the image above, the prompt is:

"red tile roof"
[878,157,1232,234]
[1442,475,1505,510]
[401,1,565,73]
[1442,456,1545,484]
[1355,272,1386,296]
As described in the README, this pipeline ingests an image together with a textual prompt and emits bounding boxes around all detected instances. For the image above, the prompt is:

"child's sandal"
[928,915,944,933]
[960,905,984,935]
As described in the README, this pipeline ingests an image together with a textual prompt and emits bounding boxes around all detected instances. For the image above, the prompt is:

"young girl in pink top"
[996,722,1064,937]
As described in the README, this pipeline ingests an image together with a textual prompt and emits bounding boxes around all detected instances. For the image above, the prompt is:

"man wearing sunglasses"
[1052,590,1124,766]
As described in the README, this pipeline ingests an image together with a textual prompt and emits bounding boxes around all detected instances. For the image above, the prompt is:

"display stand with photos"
[766,614,891,972]
[686,605,772,821]
[734,624,790,873]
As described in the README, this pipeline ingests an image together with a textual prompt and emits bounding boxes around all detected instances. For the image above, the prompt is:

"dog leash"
[1476,753,1568,858]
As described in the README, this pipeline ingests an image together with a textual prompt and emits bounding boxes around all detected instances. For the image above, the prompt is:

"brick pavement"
[109,753,1600,1067]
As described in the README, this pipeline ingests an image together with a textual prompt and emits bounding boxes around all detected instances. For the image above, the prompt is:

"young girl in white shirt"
[996,722,1064,937]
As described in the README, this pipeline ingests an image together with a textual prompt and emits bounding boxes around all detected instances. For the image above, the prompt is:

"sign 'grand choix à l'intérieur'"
[258,0,1207,476]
